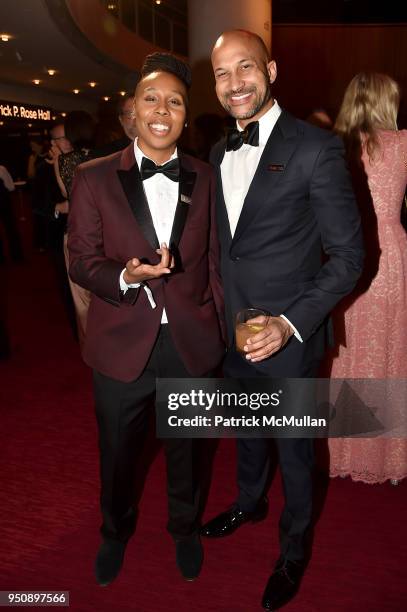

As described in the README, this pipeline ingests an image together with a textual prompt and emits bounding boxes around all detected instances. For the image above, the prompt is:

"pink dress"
[328,129,407,484]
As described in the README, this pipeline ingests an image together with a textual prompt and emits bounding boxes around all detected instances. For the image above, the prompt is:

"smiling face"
[212,31,277,127]
[133,70,187,164]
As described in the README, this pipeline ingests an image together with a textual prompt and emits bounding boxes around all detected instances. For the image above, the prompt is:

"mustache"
[225,87,256,99]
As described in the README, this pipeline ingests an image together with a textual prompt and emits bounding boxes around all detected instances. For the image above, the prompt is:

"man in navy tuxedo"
[200,30,364,610]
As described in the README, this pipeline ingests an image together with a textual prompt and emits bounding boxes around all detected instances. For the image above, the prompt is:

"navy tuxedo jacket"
[68,144,226,382]
[212,110,364,376]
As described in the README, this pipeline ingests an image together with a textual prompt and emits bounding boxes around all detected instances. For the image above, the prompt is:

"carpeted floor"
[0,234,406,611]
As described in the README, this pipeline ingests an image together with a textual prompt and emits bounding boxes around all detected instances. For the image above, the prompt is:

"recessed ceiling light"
[28,123,32,127]
[89,82,97,88]
[107,3,116,9]
[61,112,67,117]
[52,115,57,120]
[0,121,4,126]
[155,1,162,5]
[1,34,11,42]
[103,96,110,101]
[33,79,41,85]
[119,91,127,96]
[47,69,57,76]
[73,89,80,94]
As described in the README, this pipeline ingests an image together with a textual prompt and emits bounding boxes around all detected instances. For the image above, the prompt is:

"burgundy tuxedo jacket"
[67,144,226,382]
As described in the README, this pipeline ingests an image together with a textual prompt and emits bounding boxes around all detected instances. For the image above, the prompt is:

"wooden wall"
[271,24,407,127]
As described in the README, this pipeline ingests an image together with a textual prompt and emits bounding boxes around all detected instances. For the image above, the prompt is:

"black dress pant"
[225,348,318,563]
[93,325,200,543]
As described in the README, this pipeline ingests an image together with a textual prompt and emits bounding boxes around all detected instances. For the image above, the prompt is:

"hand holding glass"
[235,308,269,354]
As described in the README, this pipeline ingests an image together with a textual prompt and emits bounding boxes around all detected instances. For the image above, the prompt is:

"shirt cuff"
[119,269,156,309]
[119,268,140,293]
[280,314,303,343]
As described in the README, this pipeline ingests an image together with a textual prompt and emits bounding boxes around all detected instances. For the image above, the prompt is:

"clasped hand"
[244,316,294,363]
[123,243,175,284]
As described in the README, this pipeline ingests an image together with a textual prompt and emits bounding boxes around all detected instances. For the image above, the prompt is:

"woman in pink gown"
[328,72,407,484]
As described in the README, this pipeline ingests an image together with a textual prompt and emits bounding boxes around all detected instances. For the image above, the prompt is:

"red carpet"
[1,236,406,611]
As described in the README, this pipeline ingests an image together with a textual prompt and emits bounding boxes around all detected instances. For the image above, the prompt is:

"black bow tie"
[140,157,180,182]
[226,121,259,151]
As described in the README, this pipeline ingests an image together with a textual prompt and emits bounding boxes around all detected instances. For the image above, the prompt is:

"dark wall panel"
[272,24,407,127]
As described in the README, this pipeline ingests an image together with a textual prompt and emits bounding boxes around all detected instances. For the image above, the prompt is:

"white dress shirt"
[119,138,179,323]
[221,101,303,342]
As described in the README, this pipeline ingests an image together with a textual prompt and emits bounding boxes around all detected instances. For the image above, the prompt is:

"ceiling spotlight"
[61,112,67,117]
[28,123,32,127]
[0,121,4,126]
[47,69,56,76]
[103,96,110,101]
[155,0,162,5]
[73,89,80,94]
[107,3,116,9]
[89,81,97,88]
[119,91,126,96]
[1,34,11,42]
[33,79,41,85]
[52,115,57,120]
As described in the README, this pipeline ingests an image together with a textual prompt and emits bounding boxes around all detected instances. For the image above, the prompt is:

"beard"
[221,83,272,120]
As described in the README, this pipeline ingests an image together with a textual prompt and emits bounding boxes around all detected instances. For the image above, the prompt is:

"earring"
[184,122,188,127]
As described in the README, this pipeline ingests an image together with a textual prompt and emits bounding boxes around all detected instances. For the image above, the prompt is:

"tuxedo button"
[230,256,240,262]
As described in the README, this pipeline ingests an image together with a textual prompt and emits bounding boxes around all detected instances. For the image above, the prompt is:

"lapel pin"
[267,163,285,172]
[181,194,192,204]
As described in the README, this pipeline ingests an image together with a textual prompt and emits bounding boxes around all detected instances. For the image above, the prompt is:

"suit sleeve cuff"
[280,314,303,343]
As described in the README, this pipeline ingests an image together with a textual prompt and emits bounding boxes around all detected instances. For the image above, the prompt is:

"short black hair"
[141,53,191,90]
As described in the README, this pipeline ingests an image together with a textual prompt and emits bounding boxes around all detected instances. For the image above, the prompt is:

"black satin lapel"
[211,139,232,246]
[169,165,196,250]
[232,122,299,246]
[216,163,232,246]
[117,165,160,251]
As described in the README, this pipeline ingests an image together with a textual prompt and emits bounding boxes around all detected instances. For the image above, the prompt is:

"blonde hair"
[334,72,400,161]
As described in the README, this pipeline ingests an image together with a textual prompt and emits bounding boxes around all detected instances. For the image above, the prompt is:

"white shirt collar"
[134,137,178,169]
[236,99,282,146]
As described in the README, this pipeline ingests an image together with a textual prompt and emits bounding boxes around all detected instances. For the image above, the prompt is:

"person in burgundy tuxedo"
[68,53,225,586]
[200,31,364,610]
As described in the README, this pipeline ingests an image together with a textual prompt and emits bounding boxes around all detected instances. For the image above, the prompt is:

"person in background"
[0,163,22,359]
[93,95,138,158]
[328,72,407,485]
[27,137,47,181]
[54,111,96,350]
[305,108,333,130]
[68,53,225,587]
[41,122,77,336]
[27,137,50,252]
[118,94,138,142]
[0,164,23,263]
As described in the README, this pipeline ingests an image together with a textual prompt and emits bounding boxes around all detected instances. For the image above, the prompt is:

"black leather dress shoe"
[261,558,305,610]
[94,539,127,586]
[175,534,203,581]
[200,496,268,538]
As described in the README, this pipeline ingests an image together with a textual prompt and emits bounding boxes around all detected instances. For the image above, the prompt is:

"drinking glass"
[235,308,269,354]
